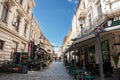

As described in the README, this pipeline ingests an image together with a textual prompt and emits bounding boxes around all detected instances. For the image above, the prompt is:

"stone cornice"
[0,22,28,43]
[14,1,31,23]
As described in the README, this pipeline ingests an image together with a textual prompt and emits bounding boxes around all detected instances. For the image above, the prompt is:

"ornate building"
[0,0,35,61]
[0,0,54,62]
[63,0,120,74]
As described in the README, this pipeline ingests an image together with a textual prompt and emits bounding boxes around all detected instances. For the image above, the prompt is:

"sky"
[33,0,78,51]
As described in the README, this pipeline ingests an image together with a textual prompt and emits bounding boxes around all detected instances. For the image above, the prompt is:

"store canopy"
[73,33,96,45]
[64,33,96,53]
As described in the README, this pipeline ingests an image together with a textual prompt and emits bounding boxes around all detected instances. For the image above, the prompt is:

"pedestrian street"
[0,62,72,80]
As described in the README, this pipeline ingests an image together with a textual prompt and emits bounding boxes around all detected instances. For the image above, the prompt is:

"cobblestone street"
[0,62,72,80]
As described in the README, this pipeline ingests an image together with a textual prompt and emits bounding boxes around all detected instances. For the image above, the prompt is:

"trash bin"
[22,65,28,74]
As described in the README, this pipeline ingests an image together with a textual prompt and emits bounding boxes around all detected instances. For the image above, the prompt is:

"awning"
[73,33,96,45]
[102,25,120,32]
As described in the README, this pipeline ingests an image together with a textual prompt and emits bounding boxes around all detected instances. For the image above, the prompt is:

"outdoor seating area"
[64,60,115,80]
[28,59,52,71]
[0,52,28,73]
[65,62,95,80]
[0,62,22,73]
[0,51,52,73]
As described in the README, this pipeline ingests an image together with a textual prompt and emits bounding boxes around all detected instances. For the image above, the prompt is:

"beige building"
[61,27,73,62]
[0,0,54,61]
[0,0,35,61]
[63,0,120,75]
[39,33,54,55]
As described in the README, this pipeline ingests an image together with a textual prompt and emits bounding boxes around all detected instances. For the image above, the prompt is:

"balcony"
[78,9,86,18]
[103,0,120,17]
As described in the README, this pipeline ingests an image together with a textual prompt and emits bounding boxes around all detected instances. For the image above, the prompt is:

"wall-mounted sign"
[107,19,113,27]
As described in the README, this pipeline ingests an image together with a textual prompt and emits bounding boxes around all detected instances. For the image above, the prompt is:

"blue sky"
[33,0,78,51]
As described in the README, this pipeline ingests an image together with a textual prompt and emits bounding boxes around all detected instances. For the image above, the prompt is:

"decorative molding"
[0,22,28,43]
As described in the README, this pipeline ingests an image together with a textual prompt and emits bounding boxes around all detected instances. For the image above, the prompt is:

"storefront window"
[101,40,110,62]
[88,46,95,63]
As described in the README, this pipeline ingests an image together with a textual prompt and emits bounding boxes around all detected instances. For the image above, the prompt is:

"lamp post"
[96,31,104,80]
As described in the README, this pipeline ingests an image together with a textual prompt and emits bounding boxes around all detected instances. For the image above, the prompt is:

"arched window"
[16,15,20,32]
[1,3,9,22]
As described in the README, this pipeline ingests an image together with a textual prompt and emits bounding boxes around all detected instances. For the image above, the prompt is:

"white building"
[63,0,120,72]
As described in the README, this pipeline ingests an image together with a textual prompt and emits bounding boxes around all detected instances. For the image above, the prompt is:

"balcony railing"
[77,26,94,38]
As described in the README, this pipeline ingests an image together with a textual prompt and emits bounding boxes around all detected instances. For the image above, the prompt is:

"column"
[96,33,104,80]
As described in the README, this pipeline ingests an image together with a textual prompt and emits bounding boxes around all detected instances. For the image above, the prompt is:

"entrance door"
[101,40,112,74]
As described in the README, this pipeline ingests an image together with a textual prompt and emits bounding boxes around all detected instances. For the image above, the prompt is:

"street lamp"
[96,31,104,80]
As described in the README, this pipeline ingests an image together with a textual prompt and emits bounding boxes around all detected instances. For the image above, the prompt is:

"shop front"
[64,18,120,79]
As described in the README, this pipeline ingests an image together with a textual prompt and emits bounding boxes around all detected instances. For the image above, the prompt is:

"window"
[16,15,20,32]
[13,41,18,52]
[15,42,18,52]
[88,46,95,63]
[83,1,85,9]
[27,6,30,14]
[21,43,26,51]
[0,40,4,50]
[101,40,110,62]
[1,3,8,22]
[23,43,26,51]
[24,23,27,37]
[20,0,23,5]
[98,5,102,18]
[89,14,92,26]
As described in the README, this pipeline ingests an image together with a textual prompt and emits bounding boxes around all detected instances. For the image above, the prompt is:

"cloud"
[67,0,72,2]
[51,42,56,46]
[74,0,79,3]
[67,0,79,4]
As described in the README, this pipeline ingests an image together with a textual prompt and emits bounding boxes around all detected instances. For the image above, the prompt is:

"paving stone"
[0,62,72,80]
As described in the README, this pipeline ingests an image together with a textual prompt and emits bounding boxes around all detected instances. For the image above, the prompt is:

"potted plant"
[111,52,120,80]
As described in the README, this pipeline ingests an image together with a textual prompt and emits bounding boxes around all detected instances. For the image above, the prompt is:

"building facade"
[0,0,54,62]
[0,0,35,61]
[63,0,120,73]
